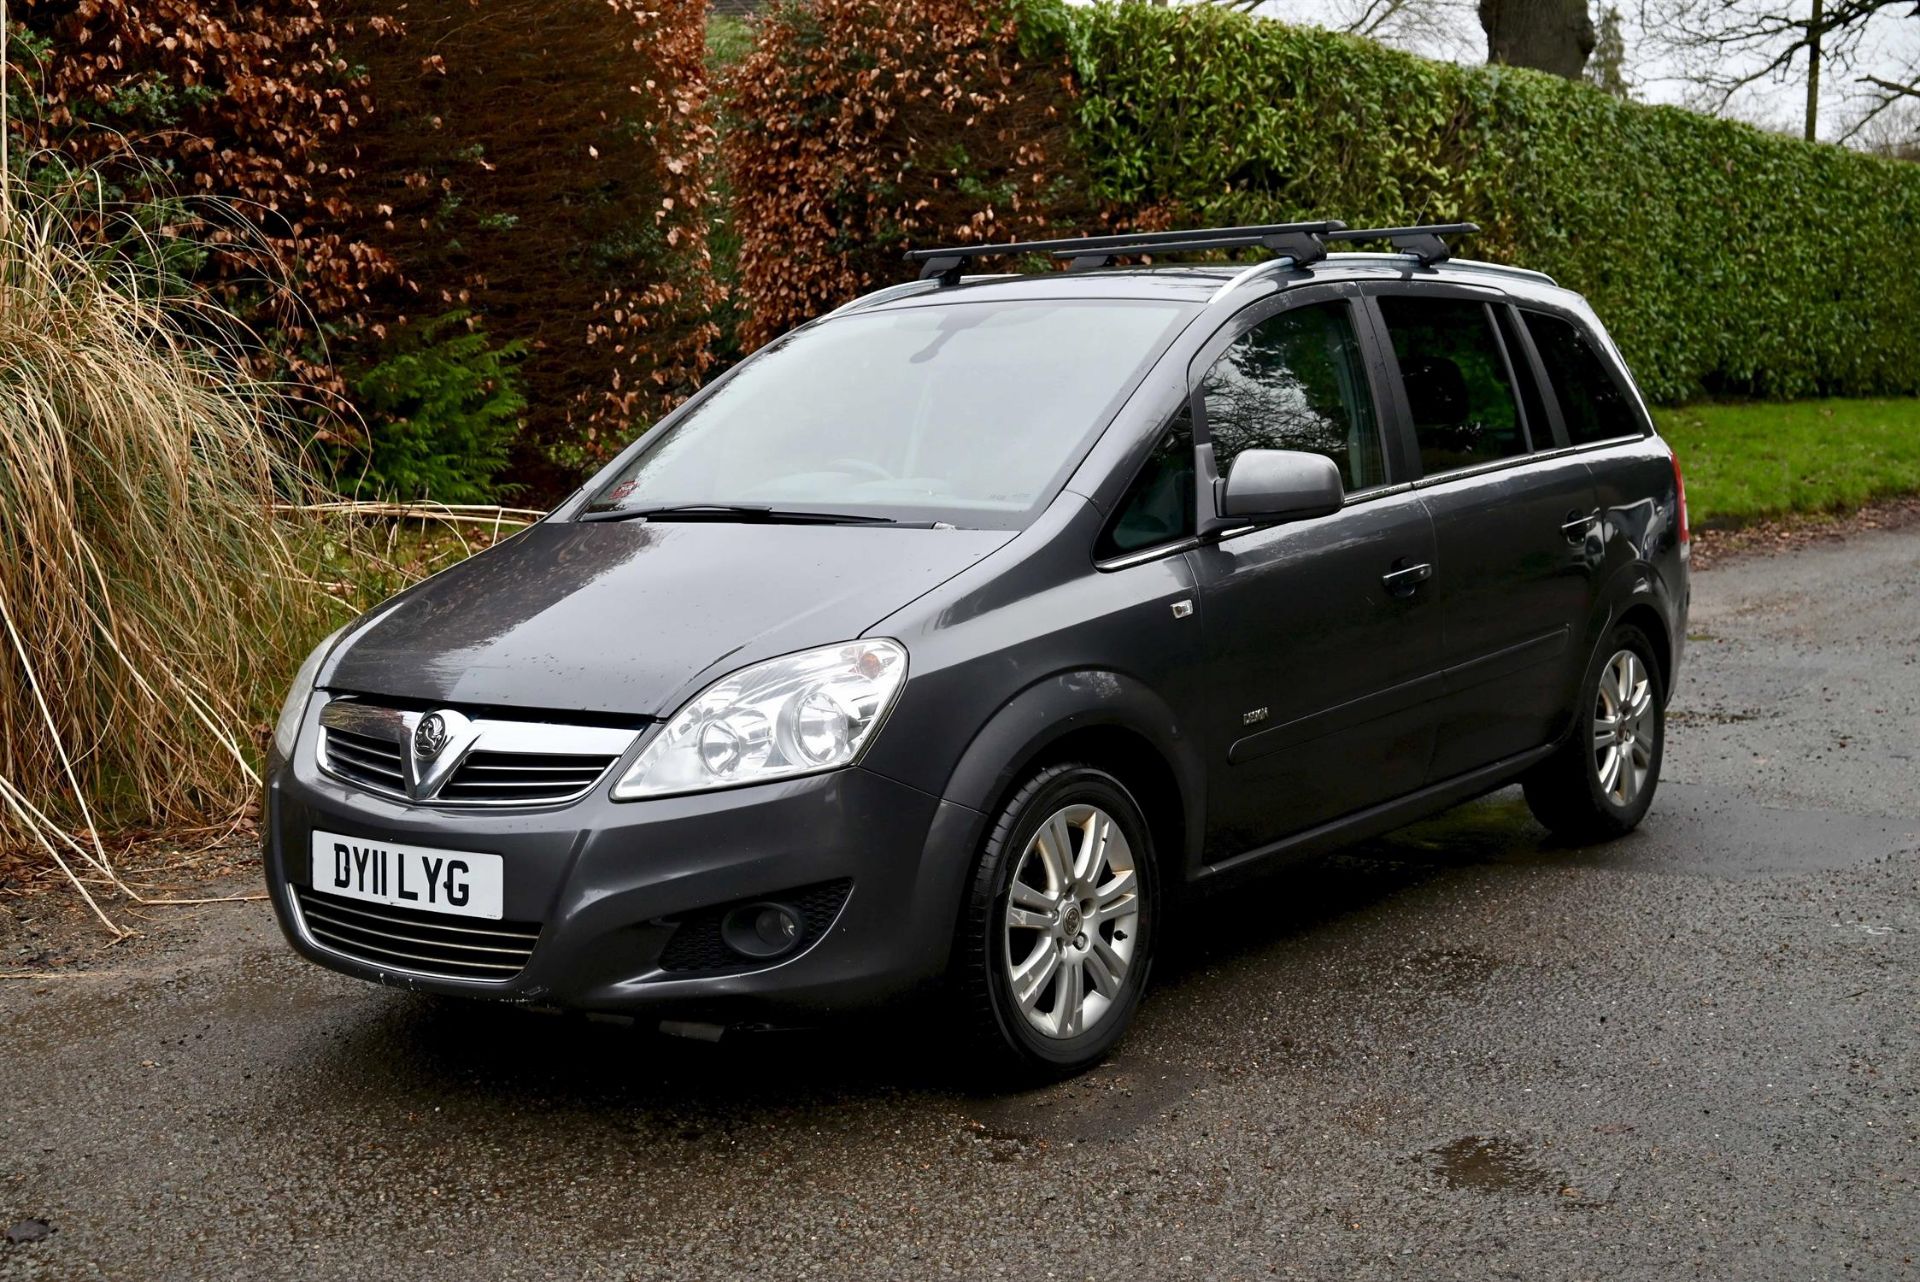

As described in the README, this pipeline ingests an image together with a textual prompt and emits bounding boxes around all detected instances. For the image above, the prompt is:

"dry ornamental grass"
[0,188,358,931]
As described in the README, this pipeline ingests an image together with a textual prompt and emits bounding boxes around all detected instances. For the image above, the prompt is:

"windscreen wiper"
[577,503,897,525]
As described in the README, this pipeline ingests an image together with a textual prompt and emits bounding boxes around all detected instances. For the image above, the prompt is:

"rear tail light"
[1669,447,1690,545]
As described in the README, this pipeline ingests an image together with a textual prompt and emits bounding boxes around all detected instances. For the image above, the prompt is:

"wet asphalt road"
[3,530,1917,1281]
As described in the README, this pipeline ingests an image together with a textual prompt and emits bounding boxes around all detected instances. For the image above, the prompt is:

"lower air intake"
[293,885,540,981]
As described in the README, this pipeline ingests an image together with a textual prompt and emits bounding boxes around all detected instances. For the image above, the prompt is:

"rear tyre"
[1524,624,1665,843]
[955,763,1157,1080]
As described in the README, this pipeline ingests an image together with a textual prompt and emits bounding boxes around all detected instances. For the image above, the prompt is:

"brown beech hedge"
[8,0,720,485]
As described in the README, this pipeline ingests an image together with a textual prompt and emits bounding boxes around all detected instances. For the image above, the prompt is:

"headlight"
[272,625,347,760]
[613,639,907,800]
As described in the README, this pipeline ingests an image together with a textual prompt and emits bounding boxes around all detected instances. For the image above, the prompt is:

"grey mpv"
[266,220,1689,1075]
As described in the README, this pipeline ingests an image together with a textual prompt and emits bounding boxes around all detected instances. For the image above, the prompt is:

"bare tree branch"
[1639,0,1919,139]
[1347,0,1409,36]
[1862,73,1920,99]
[1238,0,1484,60]
[1850,92,1920,154]
[1839,83,1903,137]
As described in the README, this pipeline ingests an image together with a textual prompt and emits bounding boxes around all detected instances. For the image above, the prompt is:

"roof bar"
[902,219,1481,286]
[1055,226,1344,271]
[1324,222,1480,266]
[904,221,1347,285]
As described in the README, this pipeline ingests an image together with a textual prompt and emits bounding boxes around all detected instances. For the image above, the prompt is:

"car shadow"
[286,787,1623,1117]
[1155,787,1591,976]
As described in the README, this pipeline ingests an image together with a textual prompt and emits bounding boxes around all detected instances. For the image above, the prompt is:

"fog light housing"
[721,902,803,960]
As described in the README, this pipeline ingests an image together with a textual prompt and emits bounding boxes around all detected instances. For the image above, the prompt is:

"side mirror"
[1218,449,1344,525]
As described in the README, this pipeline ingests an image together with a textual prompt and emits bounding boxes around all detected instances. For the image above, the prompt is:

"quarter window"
[1523,311,1637,445]
[1099,407,1196,559]
[1199,302,1383,493]
[1376,296,1527,477]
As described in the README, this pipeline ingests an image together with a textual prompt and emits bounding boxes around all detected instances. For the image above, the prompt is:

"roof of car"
[844,253,1581,318]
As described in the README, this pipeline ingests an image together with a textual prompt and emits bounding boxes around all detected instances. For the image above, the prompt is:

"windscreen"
[581,300,1190,528]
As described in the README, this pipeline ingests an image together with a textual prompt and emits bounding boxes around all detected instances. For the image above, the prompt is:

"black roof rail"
[903,221,1348,285]
[901,219,1481,286]
[1323,222,1479,265]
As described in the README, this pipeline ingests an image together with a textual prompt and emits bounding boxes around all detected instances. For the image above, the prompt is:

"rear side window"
[1496,308,1555,449]
[1198,302,1383,492]
[1523,311,1638,445]
[1376,296,1526,477]
[1099,407,1195,559]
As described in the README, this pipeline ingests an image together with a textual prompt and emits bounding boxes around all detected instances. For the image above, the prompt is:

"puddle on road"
[1429,1136,1564,1196]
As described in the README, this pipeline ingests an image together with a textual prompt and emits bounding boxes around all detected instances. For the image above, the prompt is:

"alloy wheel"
[1592,648,1655,807]
[1002,804,1141,1039]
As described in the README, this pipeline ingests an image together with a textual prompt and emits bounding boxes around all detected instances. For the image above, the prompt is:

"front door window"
[1199,302,1384,492]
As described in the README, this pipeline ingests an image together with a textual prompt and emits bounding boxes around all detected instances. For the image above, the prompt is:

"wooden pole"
[1805,0,1824,142]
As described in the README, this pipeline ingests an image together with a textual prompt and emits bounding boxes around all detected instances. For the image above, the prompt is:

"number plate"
[309,830,504,921]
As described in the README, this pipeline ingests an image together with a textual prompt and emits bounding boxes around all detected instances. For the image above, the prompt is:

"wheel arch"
[1614,600,1673,700]
[1550,561,1680,748]
[939,671,1207,886]
[1592,556,1677,704]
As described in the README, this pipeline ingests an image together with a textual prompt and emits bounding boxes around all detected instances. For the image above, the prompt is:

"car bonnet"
[320,519,1013,718]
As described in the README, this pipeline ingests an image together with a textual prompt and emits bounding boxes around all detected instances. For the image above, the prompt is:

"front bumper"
[264,737,980,1021]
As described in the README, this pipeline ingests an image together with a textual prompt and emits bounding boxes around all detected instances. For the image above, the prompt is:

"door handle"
[1561,509,1600,542]
[1381,561,1433,596]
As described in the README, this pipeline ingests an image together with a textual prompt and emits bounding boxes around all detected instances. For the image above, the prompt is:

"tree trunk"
[1479,0,1597,80]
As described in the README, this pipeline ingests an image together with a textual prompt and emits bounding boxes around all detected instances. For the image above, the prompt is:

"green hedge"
[726,0,1920,404]
[1061,3,1920,403]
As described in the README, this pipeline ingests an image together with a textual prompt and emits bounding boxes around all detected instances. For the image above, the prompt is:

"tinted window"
[583,300,1189,529]
[1524,311,1637,445]
[1100,408,1195,558]
[1377,296,1526,477]
[1199,302,1382,492]
[1497,307,1554,448]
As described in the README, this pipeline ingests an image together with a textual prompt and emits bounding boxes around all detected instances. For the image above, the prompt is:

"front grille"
[314,699,638,807]
[657,879,854,973]
[439,750,620,803]
[321,726,406,795]
[294,885,540,981]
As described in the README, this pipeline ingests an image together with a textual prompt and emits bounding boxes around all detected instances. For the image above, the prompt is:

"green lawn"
[706,14,753,77]
[1653,398,1920,529]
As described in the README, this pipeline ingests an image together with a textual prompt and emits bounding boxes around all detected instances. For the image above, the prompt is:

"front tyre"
[1524,624,1665,842]
[956,764,1157,1079]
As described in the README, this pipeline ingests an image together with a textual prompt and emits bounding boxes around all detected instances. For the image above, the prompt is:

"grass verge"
[1655,398,1920,530]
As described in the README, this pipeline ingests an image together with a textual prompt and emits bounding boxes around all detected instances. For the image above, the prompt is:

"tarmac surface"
[3,528,1916,1280]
